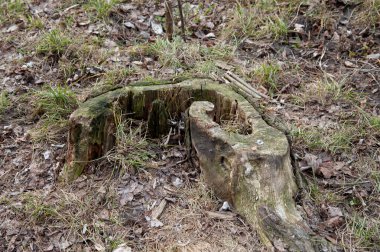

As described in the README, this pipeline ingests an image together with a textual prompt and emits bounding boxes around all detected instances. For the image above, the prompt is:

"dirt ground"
[0,0,379,251]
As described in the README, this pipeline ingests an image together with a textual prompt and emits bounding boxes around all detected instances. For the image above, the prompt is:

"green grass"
[253,62,281,95]
[36,29,72,56]
[84,0,120,20]
[146,37,233,69]
[148,37,193,68]
[0,91,10,114]
[291,124,363,154]
[104,67,136,86]
[31,86,77,141]
[24,194,60,224]
[354,0,380,29]
[369,116,380,130]
[35,86,77,117]
[304,75,358,106]
[0,0,27,23]
[193,61,218,75]
[225,1,289,41]
[348,214,380,249]
[27,15,44,30]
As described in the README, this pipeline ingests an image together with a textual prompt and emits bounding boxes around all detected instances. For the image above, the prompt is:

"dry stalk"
[177,0,186,40]
[165,0,174,41]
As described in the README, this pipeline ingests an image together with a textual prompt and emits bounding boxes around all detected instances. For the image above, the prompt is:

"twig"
[224,76,259,99]
[165,158,189,169]
[165,0,174,41]
[63,4,80,14]
[151,199,168,219]
[164,127,173,146]
[177,0,186,40]
[224,71,271,100]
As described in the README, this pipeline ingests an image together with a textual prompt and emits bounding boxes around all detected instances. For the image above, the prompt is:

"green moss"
[66,79,288,180]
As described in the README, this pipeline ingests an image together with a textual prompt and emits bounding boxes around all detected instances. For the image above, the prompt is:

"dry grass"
[224,0,291,41]
[107,109,152,174]
[30,86,78,142]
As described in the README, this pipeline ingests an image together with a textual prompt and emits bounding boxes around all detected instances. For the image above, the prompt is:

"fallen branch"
[224,71,271,100]
[205,211,236,221]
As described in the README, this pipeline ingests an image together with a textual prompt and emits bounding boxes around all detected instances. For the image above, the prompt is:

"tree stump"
[63,79,333,251]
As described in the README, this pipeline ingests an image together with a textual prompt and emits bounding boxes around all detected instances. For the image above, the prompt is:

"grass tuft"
[84,0,120,20]
[0,91,10,115]
[354,0,380,30]
[347,214,380,249]
[304,75,358,106]
[0,0,27,23]
[253,62,281,96]
[225,1,289,41]
[27,15,44,30]
[146,37,234,69]
[291,124,362,154]
[36,29,72,56]
[24,194,60,224]
[31,86,77,141]
[104,67,136,86]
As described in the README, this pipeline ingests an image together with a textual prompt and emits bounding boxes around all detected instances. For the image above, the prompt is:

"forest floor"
[0,0,379,251]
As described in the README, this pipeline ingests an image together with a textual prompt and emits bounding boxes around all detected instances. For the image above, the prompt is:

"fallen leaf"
[317,165,334,179]
[322,216,344,229]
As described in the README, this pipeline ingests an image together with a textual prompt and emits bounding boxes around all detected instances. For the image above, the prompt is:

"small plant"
[35,86,77,117]
[0,91,10,114]
[193,61,218,75]
[291,123,361,154]
[0,0,27,22]
[36,29,72,56]
[27,15,44,30]
[84,0,120,20]
[104,67,136,86]
[291,127,324,150]
[348,214,380,249]
[148,37,191,68]
[253,62,281,95]
[147,37,233,69]
[327,126,358,153]
[31,86,77,141]
[354,0,380,30]
[304,75,355,106]
[369,116,380,130]
[24,195,59,223]
[263,16,288,40]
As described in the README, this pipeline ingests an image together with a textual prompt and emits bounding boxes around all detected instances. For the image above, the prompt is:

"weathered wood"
[63,79,333,251]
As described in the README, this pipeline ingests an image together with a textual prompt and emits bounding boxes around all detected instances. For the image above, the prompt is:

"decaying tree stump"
[63,79,333,251]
